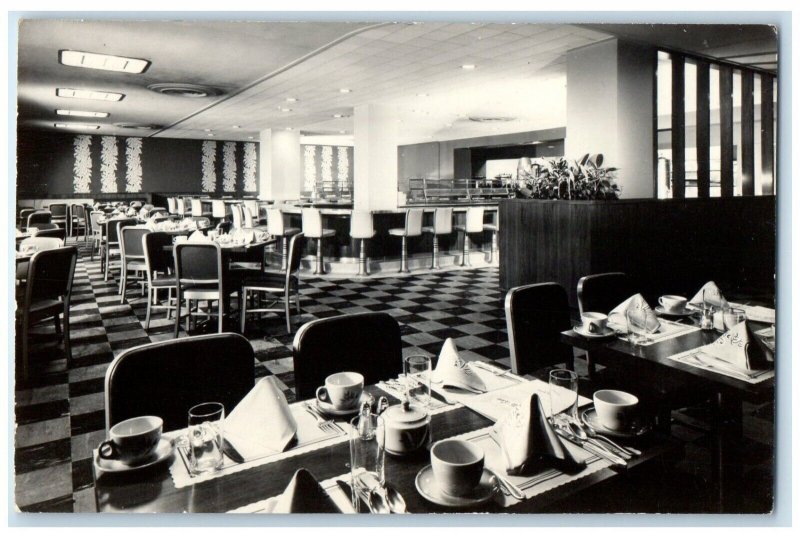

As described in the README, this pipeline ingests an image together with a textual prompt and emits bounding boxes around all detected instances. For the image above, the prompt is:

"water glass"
[349,412,385,511]
[723,307,746,330]
[404,355,432,407]
[187,402,225,475]
[549,369,578,421]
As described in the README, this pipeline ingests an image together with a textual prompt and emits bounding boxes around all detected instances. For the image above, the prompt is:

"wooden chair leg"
[119,264,127,302]
[145,285,153,329]
[284,289,292,334]
[240,288,248,333]
[63,304,71,366]
[53,313,62,340]
[173,289,182,338]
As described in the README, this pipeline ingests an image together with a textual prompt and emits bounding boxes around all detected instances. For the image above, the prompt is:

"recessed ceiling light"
[148,83,223,98]
[114,122,161,130]
[286,97,298,103]
[339,88,351,94]
[416,93,429,97]
[59,50,149,74]
[56,109,109,118]
[279,107,293,112]
[286,127,294,131]
[204,129,212,132]
[207,133,215,137]
[54,123,100,130]
[461,64,476,70]
[56,88,124,101]
[248,136,254,140]
[339,130,346,134]
[333,113,350,119]
[232,125,241,129]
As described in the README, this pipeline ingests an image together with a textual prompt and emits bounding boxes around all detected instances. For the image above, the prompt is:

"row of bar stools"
[388,208,424,273]
[302,208,335,275]
[267,208,300,271]
[421,207,453,270]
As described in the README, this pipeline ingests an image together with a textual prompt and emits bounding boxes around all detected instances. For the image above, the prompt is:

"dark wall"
[16,130,259,198]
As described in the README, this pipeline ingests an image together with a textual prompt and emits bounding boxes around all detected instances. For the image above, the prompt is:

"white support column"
[353,104,399,211]
[259,128,302,201]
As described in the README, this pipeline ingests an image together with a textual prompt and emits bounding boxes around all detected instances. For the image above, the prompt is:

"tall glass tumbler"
[404,355,432,407]
[187,402,225,475]
[349,413,385,511]
[549,369,579,421]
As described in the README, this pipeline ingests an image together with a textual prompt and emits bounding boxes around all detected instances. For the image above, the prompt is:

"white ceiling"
[16,20,777,145]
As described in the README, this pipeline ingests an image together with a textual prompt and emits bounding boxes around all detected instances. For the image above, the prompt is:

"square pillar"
[354,104,399,211]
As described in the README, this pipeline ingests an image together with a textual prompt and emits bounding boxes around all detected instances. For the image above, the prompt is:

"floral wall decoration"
[72,135,93,193]
[124,137,143,193]
[320,146,333,185]
[201,140,217,192]
[336,146,349,190]
[303,145,317,191]
[222,141,237,192]
[242,142,257,192]
[100,136,119,193]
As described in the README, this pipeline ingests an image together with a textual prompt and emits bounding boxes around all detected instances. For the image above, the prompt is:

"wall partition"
[656,50,776,199]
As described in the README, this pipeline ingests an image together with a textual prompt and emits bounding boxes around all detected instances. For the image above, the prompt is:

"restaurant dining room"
[7,11,790,525]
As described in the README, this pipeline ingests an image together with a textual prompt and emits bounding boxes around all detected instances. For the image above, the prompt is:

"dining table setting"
[92,336,680,515]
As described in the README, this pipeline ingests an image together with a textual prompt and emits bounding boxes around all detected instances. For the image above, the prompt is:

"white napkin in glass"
[431,338,487,393]
[689,281,729,309]
[608,293,660,333]
[224,376,297,461]
[701,321,773,372]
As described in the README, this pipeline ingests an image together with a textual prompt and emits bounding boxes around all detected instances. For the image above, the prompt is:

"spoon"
[384,484,407,513]
[567,421,631,460]
[356,474,390,514]
[581,419,641,457]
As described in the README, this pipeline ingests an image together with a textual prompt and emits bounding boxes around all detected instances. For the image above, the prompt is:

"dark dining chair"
[16,246,77,383]
[577,272,636,315]
[142,231,177,329]
[292,312,403,400]
[27,210,52,230]
[174,242,236,337]
[504,282,575,376]
[19,208,36,230]
[104,333,255,432]
[241,233,304,334]
[48,203,69,230]
[33,226,67,242]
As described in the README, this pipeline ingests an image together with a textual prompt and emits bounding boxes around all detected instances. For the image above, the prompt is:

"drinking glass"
[349,412,385,511]
[549,369,578,421]
[404,355,432,408]
[187,402,225,475]
[723,307,746,330]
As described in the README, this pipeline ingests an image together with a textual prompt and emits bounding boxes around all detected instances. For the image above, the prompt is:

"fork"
[304,402,338,434]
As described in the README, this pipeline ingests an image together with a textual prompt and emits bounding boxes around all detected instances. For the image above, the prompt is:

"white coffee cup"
[316,371,364,410]
[98,416,163,464]
[593,390,639,431]
[659,295,688,312]
[430,439,484,497]
[581,312,608,334]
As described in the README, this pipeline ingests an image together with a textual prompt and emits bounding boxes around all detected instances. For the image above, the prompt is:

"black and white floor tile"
[13,239,774,513]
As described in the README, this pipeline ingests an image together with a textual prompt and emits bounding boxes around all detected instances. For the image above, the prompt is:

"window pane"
[709,65,721,197]
[732,70,743,196]
[684,60,697,198]
[656,51,672,199]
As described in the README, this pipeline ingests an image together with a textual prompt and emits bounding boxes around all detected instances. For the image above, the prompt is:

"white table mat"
[668,347,774,384]
[462,379,591,423]
[610,318,701,346]
[229,472,356,514]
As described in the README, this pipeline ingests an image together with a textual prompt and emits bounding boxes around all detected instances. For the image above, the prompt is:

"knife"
[222,439,245,464]
[336,479,371,514]
[554,428,627,467]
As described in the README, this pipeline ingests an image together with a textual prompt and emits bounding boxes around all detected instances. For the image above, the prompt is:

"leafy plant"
[514,154,620,200]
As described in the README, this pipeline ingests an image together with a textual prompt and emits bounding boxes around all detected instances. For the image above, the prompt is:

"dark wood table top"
[561,318,774,399]
[94,385,680,514]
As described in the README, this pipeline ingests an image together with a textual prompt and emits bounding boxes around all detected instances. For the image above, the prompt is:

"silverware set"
[471,361,519,379]
[550,416,637,467]
[303,402,340,434]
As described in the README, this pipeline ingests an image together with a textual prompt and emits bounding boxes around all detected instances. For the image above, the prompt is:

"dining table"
[92,366,682,514]
[560,304,775,513]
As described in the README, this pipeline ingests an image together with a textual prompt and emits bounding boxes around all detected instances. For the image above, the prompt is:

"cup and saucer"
[314,372,365,417]
[415,439,497,508]
[573,312,616,339]
[94,416,175,474]
[654,295,693,318]
[582,391,651,439]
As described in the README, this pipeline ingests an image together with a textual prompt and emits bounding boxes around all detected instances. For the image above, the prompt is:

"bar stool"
[302,208,335,275]
[388,208,424,273]
[350,212,374,276]
[454,207,484,267]
[484,211,499,264]
[267,208,300,271]
[191,199,212,219]
[176,198,187,218]
[422,207,453,270]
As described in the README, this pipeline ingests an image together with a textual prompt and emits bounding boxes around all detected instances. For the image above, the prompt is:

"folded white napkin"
[144,220,157,231]
[431,338,487,393]
[608,293,660,333]
[689,281,729,309]
[188,230,210,242]
[701,321,773,373]
[490,393,585,476]
[224,376,297,461]
[272,469,340,513]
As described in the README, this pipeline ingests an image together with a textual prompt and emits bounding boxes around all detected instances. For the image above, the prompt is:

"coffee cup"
[98,416,163,464]
[316,372,364,410]
[581,312,608,334]
[593,390,638,431]
[430,439,484,497]
[659,295,687,312]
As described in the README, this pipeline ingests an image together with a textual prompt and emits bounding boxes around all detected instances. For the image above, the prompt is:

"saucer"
[573,325,616,339]
[581,408,651,439]
[315,399,360,417]
[415,465,497,508]
[94,437,175,474]
[655,305,694,318]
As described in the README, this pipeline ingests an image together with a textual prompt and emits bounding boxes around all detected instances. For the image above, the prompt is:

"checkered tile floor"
[13,238,774,513]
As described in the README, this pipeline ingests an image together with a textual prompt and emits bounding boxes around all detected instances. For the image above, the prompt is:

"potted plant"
[514,154,620,200]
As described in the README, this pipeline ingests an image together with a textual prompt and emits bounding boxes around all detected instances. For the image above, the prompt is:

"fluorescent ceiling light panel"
[54,123,100,129]
[56,88,124,101]
[59,50,150,74]
[56,109,109,118]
